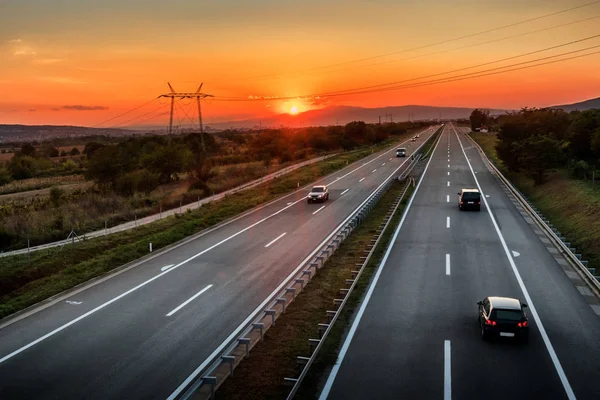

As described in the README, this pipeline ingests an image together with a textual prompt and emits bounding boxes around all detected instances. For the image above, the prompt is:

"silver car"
[307,185,329,203]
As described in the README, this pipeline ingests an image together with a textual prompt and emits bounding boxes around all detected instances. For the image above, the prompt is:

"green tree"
[569,109,600,163]
[83,142,105,158]
[20,143,36,157]
[0,167,12,185]
[517,135,565,185]
[41,146,59,158]
[86,146,122,185]
[69,147,81,156]
[469,109,489,131]
[8,155,36,179]
[142,142,193,183]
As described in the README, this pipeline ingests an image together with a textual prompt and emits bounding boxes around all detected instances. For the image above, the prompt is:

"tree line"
[470,107,600,185]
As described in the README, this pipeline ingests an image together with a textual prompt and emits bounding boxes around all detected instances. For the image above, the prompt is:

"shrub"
[0,167,13,186]
[50,186,65,207]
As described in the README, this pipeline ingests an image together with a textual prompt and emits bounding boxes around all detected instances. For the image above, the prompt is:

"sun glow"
[289,105,299,115]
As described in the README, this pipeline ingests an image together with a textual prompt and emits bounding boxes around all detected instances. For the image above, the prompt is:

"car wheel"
[307,200,311,204]
[476,205,481,211]
[326,194,329,201]
[520,332,529,344]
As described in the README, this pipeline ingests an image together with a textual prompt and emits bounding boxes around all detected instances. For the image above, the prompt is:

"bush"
[70,147,81,156]
[0,167,13,186]
[50,186,65,207]
[136,170,160,195]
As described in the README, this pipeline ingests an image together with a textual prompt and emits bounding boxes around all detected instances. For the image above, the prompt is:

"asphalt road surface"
[320,124,600,400]
[0,127,437,400]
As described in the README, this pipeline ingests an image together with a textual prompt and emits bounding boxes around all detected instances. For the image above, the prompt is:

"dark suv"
[458,188,481,211]
[478,296,529,342]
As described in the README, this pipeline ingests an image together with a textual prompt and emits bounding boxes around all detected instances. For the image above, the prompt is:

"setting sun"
[289,105,299,115]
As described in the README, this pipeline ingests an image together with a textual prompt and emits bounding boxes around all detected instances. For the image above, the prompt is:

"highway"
[320,124,600,400]
[0,127,437,400]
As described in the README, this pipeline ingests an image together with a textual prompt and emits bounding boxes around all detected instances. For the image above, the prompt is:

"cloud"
[14,47,36,56]
[8,39,22,43]
[61,105,109,111]
[34,58,63,64]
[28,109,36,112]
[51,108,60,111]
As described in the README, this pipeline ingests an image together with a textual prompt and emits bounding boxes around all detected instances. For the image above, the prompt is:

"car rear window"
[462,192,480,201]
[494,309,523,321]
[311,187,324,192]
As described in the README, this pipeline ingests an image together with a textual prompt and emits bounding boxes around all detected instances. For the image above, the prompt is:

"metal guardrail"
[172,126,444,400]
[284,175,415,400]
[463,130,600,296]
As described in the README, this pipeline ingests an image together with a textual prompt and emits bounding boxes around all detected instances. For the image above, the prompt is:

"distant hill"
[0,124,135,143]
[551,97,600,112]
[205,105,510,130]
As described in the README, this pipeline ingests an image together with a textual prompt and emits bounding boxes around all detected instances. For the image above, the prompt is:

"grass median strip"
[216,180,415,400]
[0,136,410,320]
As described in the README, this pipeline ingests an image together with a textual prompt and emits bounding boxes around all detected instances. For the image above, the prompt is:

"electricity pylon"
[159,83,213,151]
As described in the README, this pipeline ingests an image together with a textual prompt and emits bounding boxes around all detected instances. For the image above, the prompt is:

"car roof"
[488,296,521,310]
[461,188,480,193]
[312,185,326,189]
[397,148,406,150]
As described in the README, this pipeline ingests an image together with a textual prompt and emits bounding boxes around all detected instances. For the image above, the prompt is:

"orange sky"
[1,0,599,127]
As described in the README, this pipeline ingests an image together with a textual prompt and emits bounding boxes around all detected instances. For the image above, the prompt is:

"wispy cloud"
[61,105,109,111]
[14,47,36,56]
[37,76,87,85]
[8,39,22,43]
[34,58,64,64]
[28,109,37,112]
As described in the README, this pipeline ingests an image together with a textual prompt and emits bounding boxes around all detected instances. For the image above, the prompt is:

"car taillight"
[459,201,463,205]
[518,321,528,327]
[478,201,481,205]
[485,320,497,326]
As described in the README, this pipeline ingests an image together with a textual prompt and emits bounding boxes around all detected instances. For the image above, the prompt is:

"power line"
[322,46,600,97]
[303,15,600,78]
[91,98,158,127]
[212,41,600,101]
[235,0,600,81]
[319,33,600,96]
[107,103,170,129]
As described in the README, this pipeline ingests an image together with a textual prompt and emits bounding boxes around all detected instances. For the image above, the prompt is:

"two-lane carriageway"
[0,126,439,400]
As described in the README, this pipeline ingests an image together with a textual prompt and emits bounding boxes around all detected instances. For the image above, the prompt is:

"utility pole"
[159,82,213,151]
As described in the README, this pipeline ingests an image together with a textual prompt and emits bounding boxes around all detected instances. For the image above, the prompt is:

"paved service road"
[0,127,437,400]
[321,124,600,400]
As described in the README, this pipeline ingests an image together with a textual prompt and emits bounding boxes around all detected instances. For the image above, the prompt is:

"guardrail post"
[295,278,306,289]
[276,297,287,313]
[318,323,330,338]
[265,309,276,326]
[202,376,217,399]
[253,323,265,341]
[285,287,296,300]
[238,337,251,357]
[221,355,235,376]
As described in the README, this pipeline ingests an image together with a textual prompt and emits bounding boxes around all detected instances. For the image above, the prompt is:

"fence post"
[149,242,153,252]
[180,199,182,214]
[198,196,200,207]
[27,236,30,263]
[160,205,162,219]
[105,220,107,236]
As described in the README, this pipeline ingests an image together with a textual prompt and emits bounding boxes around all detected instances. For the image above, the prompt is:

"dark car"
[307,185,329,203]
[478,296,529,342]
[396,148,406,157]
[458,188,481,211]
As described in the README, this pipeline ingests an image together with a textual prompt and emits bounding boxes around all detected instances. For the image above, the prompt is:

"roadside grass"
[217,179,414,400]
[470,132,600,283]
[469,132,504,170]
[0,136,409,319]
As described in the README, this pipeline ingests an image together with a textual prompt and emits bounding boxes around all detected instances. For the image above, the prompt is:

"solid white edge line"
[265,232,287,248]
[341,189,350,195]
[444,340,451,400]
[319,126,443,400]
[169,127,439,400]
[166,285,213,317]
[312,205,326,215]
[446,254,451,276]
[359,177,365,182]
[0,127,438,366]
[452,125,576,400]
[446,216,450,228]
